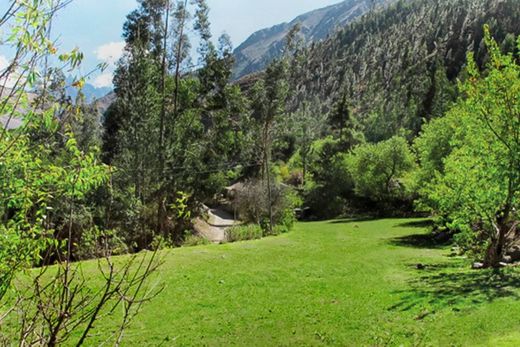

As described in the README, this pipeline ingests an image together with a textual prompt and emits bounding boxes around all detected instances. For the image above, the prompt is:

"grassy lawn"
[87,219,520,346]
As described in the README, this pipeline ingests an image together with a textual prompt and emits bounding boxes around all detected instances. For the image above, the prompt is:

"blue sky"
[1,0,341,88]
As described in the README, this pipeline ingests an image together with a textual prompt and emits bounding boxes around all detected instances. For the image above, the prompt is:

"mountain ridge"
[232,0,394,79]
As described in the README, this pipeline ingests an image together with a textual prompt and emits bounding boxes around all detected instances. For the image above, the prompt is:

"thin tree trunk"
[173,0,188,120]
[263,123,273,234]
[157,1,170,235]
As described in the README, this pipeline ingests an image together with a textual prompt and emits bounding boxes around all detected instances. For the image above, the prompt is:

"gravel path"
[193,206,238,243]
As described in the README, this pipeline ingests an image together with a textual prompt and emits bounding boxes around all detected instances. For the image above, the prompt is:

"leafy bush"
[226,224,263,242]
[233,179,298,232]
[183,234,211,247]
[346,136,416,205]
[303,137,354,219]
[415,28,520,267]
[76,227,129,260]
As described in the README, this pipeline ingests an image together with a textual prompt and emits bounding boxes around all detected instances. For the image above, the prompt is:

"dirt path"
[193,206,238,243]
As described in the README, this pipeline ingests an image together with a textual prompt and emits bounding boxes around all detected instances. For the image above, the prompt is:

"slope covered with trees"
[287,0,519,141]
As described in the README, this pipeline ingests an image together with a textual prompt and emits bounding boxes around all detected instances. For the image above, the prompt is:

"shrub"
[346,136,416,206]
[233,179,298,232]
[183,234,211,247]
[303,137,354,219]
[226,224,263,242]
[76,227,129,260]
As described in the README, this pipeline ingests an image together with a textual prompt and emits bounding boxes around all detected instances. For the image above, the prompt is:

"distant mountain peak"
[232,0,394,80]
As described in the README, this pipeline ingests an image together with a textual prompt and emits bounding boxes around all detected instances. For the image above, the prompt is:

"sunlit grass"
[81,219,520,345]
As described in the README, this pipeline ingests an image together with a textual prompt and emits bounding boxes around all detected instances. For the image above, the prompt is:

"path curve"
[193,205,239,243]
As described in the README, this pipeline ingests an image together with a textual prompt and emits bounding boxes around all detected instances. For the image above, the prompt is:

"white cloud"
[94,41,125,66]
[92,72,114,88]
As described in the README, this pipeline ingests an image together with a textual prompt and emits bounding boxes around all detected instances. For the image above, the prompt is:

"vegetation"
[52,219,520,346]
[0,1,160,344]
[225,224,263,242]
[416,26,519,267]
[0,0,519,343]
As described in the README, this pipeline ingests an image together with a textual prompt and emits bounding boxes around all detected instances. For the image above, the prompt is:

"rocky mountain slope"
[232,0,394,80]
[285,0,520,141]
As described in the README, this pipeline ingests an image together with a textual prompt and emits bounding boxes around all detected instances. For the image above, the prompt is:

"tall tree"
[417,27,519,267]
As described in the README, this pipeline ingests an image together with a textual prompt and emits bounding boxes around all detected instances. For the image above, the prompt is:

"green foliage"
[347,136,416,203]
[226,224,263,242]
[103,0,253,245]
[183,234,211,247]
[75,227,129,260]
[303,137,355,218]
[287,0,518,141]
[416,27,520,265]
[0,125,108,298]
[233,180,298,233]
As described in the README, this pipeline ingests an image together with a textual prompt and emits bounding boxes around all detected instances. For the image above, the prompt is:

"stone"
[472,262,484,269]
[502,255,513,264]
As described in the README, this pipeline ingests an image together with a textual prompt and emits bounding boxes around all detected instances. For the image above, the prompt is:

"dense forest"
[0,0,519,344]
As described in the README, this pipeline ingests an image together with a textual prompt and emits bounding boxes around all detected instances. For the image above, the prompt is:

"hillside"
[91,91,116,116]
[232,0,395,80]
[286,0,520,141]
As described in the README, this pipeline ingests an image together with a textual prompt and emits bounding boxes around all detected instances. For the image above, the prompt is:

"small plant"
[226,224,263,242]
[184,234,211,247]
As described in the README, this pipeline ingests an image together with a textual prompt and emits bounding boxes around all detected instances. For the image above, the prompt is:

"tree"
[0,2,161,344]
[289,100,326,185]
[417,27,519,267]
[347,136,416,204]
[250,59,289,233]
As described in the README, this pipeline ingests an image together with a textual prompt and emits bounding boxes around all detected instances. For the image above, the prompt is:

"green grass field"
[91,219,520,346]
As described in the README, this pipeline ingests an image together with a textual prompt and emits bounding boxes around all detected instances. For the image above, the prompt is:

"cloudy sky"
[0,0,341,88]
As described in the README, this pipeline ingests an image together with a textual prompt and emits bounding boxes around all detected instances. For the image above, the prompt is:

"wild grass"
[35,219,520,345]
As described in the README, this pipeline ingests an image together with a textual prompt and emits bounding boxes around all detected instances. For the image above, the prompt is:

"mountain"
[92,91,116,116]
[232,0,394,80]
[285,0,520,141]
[65,77,112,103]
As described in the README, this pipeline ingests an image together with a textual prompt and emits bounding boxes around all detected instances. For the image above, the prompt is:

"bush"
[303,137,354,219]
[183,234,211,247]
[76,227,129,260]
[233,179,299,232]
[346,136,416,207]
[226,224,263,242]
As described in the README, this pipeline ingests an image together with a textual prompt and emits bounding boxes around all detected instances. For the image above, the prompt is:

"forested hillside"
[287,0,519,141]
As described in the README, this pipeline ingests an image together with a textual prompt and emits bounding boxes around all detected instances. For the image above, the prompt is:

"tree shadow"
[389,233,449,249]
[390,264,520,313]
[328,216,382,224]
[395,220,434,228]
[387,218,520,313]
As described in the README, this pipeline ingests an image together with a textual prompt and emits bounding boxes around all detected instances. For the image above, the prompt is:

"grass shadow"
[388,218,520,312]
[389,233,450,249]
[390,264,520,312]
[328,216,382,224]
[395,220,434,228]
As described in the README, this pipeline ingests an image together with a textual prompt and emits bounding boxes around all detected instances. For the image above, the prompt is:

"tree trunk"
[483,210,510,268]
[302,150,307,187]
[157,2,170,236]
[263,122,273,234]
